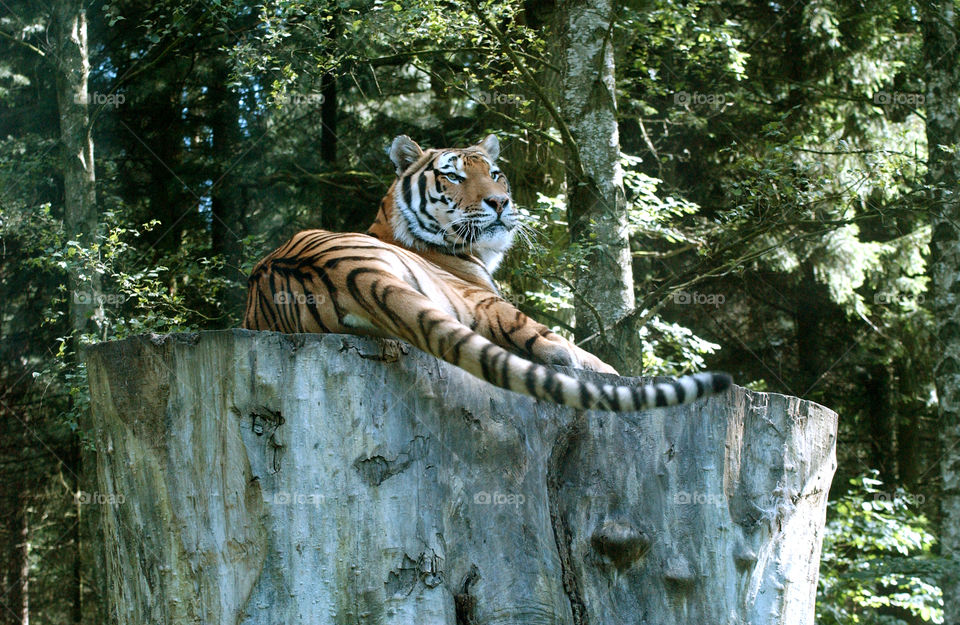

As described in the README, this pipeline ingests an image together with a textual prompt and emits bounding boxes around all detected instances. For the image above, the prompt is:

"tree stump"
[86,330,837,625]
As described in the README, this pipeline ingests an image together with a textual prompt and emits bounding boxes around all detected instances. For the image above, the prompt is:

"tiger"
[243,134,732,411]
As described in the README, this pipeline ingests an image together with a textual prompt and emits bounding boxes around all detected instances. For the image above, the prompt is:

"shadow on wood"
[86,330,838,625]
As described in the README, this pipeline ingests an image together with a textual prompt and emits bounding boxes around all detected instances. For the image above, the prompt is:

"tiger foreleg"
[473,298,620,376]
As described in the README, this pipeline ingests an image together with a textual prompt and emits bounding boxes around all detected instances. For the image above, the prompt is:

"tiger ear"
[389,135,424,175]
[478,134,500,161]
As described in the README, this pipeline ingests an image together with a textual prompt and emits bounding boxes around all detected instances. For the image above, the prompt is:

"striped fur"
[244,135,732,411]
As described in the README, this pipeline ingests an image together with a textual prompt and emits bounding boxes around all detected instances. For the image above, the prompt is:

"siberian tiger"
[243,134,732,411]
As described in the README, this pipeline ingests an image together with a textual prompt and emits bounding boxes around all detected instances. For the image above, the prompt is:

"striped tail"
[385,300,732,412]
[474,348,733,412]
[569,370,733,411]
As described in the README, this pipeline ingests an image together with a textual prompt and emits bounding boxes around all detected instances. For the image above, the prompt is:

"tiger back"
[244,134,732,411]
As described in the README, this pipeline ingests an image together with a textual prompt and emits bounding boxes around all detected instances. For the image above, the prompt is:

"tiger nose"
[484,195,510,215]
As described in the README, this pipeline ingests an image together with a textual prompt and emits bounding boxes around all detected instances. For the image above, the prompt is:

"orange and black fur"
[244,135,731,411]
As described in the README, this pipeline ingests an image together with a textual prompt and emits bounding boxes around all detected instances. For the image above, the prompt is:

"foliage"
[819,475,943,625]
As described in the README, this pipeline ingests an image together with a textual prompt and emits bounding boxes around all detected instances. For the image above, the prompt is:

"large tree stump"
[86,330,837,625]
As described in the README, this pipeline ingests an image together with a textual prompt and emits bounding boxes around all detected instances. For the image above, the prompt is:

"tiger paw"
[544,344,619,376]
[575,353,619,376]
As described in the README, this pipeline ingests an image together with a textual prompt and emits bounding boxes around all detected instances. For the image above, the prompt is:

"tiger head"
[374,134,515,270]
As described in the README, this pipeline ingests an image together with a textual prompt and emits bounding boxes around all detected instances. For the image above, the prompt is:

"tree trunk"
[921,2,960,622]
[557,0,639,375]
[86,330,837,625]
[501,0,565,210]
[1,411,31,625]
[50,2,101,623]
[865,364,894,486]
[320,72,337,165]
[51,0,101,338]
[210,51,246,320]
[4,493,29,625]
[894,355,922,490]
[794,264,822,395]
[17,494,28,625]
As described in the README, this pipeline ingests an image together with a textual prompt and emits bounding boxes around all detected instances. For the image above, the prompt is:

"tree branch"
[465,0,583,176]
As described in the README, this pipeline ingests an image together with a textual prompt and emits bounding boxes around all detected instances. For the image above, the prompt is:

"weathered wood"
[86,330,837,625]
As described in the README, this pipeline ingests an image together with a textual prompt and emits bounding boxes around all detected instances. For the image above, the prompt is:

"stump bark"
[86,330,838,625]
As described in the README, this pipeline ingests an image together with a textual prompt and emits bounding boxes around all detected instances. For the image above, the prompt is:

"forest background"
[0,0,955,623]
